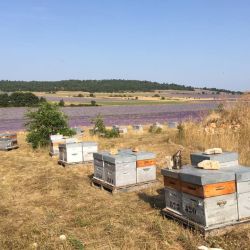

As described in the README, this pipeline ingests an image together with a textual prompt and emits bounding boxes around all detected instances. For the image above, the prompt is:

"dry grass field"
[0,102,250,250]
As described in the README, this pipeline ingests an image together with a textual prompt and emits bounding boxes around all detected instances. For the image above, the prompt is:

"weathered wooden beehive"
[167,121,178,128]
[0,133,18,151]
[103,153,136,187]
[112,125,128,134]
[93,152,110,180]
[72,127,84,135]
[58,142,98,165]
[132,125,143,132]
[190,151,239,167]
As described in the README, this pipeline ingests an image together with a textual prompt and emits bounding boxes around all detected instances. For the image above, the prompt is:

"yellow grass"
[1,117,250,249]
[0,102,250,249]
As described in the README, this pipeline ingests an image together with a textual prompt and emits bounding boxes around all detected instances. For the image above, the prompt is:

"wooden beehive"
[0,138,18,151]
[103,153,136,187]
[59,142,98,164]
[132,125,143,132]
[0,133,17,140]
[182,192,238,227]
[50,137,78,156]
[165,187,183,214]
[93,152,110,180]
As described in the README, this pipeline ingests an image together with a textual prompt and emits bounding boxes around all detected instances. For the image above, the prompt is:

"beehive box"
[190,151,239,167]
[0,138,18,151]
[164,187,183,214]
[50,137,78,156]
[221,166,250,220]
[72,127,84,135]
[59,142,98,164]
[182,192,238,227]
[93,152,110,180]
[103,153,136,187]
[0,133,17,140]
[167,121,178,128]
[120,150,156,183]
[133,125,143,132]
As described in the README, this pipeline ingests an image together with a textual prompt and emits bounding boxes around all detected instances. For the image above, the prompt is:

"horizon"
[0,1,250,91]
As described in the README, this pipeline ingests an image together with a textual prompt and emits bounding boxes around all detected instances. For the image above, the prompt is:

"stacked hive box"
[59,142,98,164]
[0,133,18,151]
[162,151,250,230]
[132,125,143,132]
[112,125,128,134]
[93,149,156,187]
[218,166,250,220]
[103,153,137,186]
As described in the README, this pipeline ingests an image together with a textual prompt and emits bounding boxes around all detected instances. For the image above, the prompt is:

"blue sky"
[0,1,249,91]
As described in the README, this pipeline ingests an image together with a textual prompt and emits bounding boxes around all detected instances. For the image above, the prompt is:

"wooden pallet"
[58,160,92,167]
[91,177,158,194]
[161,207,250,238]
[0,146,19,151]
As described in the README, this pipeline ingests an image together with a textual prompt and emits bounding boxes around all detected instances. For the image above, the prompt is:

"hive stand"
[91,177,159,194]
[161,204,250,238]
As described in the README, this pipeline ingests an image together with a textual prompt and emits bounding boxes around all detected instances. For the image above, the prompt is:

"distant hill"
[0,79,242,94]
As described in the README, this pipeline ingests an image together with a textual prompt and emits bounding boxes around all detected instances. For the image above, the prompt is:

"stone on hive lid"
[197,160,220,170]
[204,148,223,155]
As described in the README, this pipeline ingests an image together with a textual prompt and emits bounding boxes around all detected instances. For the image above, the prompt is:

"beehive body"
[103,153,136,186]
[59,142,98,164]
[50,137,77,155]
[221,166,250,220]
[190,152,239,167]
[165,187,182,214]
[0,138,18,150]
[93,152,110,180]
[182,193,238,227]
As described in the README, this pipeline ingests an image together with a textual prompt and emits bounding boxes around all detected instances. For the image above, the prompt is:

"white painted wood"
[137,166,156,183]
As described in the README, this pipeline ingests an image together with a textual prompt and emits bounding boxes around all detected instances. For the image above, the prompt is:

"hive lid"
[220,165,250,182]
[179,166,235,185]
[93,151,110,160]
[118,149,156,160]
[82,141,98,147]
[103,153,136,164]
[190,152,238,166]
[161,165,192,179]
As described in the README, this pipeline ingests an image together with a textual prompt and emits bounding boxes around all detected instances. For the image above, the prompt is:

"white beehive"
[103,153,136,187]
[59,142,98,164]
[50,136,78,156]
[112,125,128,134]
[132,125,143,132]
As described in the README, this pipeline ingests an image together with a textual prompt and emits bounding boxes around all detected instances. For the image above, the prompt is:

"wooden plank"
[136,159,156,168]
[164,176,181,191]
[161,207,250,238]
[181,181,236,198]
[91,177,158,194]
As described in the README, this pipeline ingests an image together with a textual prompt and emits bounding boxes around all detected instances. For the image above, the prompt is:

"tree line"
[0,79,195,92]
[0,92,46,107]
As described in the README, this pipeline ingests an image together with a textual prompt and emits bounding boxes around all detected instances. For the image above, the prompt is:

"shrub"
[161,96,165,100]
[104,128,120,138]
[25,102,75,149]
[58,99,65,107]
[149,125,162,134]
[91,100,97,106]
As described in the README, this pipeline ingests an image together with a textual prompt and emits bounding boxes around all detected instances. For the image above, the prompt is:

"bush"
[25,102,75,148]
[161,96,165,100]
[90,114,119,138]
[91,100,97,106]
[58,99,65,107]
[149,125,162,134]
[104,128,120,138]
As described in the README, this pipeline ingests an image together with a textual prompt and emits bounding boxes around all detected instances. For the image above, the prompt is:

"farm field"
[0,102,219,132]
[34,90,240,106]
[1,126,250,250]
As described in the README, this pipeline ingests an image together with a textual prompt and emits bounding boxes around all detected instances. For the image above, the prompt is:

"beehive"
[182,192,238,227]
[0,133,18,150]
[190,151,239,167]
[167,121,178,128]
[132,125,143,132]
[113,125,128,134]
[93,152,110,180]
[221,166,250,220]
[120,150,156,183]
[103,153,136,187]
[59,142,98,164]
[50,136,78,156]
[165,187,183,214]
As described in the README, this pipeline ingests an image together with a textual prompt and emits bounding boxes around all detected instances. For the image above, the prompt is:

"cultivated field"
[1,101,250,250]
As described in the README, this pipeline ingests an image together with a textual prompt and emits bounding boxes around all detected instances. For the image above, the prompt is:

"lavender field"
[0,102,218,132]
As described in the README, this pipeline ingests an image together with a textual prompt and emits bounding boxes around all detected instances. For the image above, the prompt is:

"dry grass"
[0,105,250,249]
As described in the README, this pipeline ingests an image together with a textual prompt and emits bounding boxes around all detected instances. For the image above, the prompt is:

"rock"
[204,148,223,155]
[59,234,67,241]
[165,156,173,169]
[198,246,223,250]
[197,160,220,170]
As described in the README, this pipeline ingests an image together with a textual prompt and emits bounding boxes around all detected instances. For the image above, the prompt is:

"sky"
[0,0,249,91]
